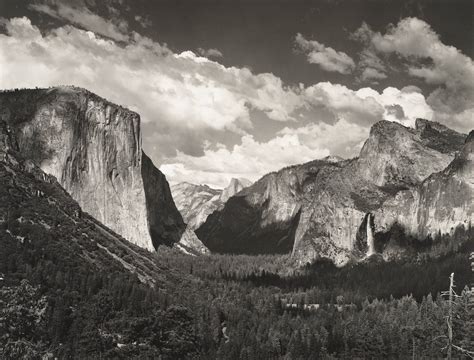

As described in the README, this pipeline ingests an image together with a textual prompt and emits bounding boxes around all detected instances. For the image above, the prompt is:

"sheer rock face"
[0,122,179,286]
[374,131,474,243]
[357,119,466,187]
[0,87,186,251]
[198,119,468,264]
[197,160,336,254]
[171,178,251,231]
[141,153,186,248]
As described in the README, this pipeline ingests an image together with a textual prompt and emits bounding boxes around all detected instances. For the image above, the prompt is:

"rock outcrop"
[358,119,465,187]
[141,153,185,248]
[0,87,191,252]
[171,178,251,231]
[0,120,181,286]
[374,130,474,247]
[197,119,469,264]
[171,183,222,230]
[197,159,336,254]
[219,178,252,203]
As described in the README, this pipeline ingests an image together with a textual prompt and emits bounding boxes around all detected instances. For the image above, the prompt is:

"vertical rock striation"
[0,87,188,251]
[141,152,186,248]
[374,130,474,243]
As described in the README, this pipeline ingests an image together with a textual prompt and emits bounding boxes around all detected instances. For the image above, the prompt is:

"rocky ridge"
[171,178,251,230]
[197,119,471,264]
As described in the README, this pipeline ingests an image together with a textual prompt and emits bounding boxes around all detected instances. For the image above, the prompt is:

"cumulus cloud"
[295,33,355,74]
[29,2,130,41]
[302,82,432,127]
[0,17,302,159]
[161,133,330,188]
[0,16,442,187]
[303,82,384,125]
[353,17,474,132]
[356,86,433,127]
[161,82,433,187]
[278,119,369,159]
[197,48,223,58]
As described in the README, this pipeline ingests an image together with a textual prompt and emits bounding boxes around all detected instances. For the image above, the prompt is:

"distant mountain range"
[171,178,252,230]
[1,87,472,266]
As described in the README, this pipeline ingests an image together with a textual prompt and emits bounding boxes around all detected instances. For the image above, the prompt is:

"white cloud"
[295,33,355,74]
[30,3,130,42]
[303,82,384,125]
[302,82,432,128]
[161,82,434,186]
[0,16,443,187]
[356,87,433,127]
[0,17,304,161]
[354,17,474,132]
[161,117,378,188]
[197,48,223,58]
[278,119,369,158]
[161,133,330,188]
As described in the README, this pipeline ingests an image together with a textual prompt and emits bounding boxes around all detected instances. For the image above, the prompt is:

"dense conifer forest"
[1,219,473,359]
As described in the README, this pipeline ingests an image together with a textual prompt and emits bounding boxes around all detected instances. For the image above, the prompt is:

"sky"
[0,0,473,188]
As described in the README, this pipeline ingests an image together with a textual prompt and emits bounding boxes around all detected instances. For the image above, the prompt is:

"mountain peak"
[369,120,411,137]
[220,177,252,202]
[415,118,451,133]
[414,118,467,154]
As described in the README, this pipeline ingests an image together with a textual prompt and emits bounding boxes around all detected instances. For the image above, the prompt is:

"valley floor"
[1,226,473,359]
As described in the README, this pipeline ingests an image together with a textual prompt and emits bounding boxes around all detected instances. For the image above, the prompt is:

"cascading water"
[366,213,375,256]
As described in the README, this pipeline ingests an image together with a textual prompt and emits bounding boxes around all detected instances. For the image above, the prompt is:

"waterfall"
[366,213,375,256]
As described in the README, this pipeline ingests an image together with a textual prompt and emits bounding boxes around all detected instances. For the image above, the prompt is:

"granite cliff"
[171,178,251,230]
[0,120,176,285]
[197,120,470,264]
[373,130,474,258]
[0,87,205,253]
[171,183,222,230]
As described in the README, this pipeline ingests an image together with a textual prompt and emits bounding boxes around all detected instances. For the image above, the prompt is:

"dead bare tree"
[439,272,474,359]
